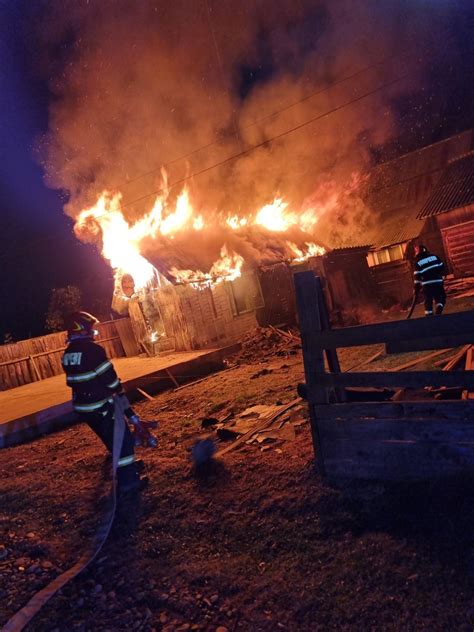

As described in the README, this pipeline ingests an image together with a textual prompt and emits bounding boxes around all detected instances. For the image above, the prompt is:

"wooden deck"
[0,346,238,448]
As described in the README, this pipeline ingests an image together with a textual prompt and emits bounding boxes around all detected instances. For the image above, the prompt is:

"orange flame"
[73,168,351,292]
[76,192,157,291]
[287,241,325,262]
[169,246,243,289]
[255,197,298,232]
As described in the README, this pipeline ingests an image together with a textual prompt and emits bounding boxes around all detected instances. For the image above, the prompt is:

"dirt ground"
[2,317,474,630]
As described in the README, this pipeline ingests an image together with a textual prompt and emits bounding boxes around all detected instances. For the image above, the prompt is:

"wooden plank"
[165,368,180,388]
[306,309,474,350]
[216,398,300,457]
[389,348,450,372]
[322,442,474,481]
[310,370,474,390]
[114,318,140,357]
[136,387,155,401]
[386,334,474,353]
[29,356,42,381]
[443,345,471,371]
[318,417,474,444]
[316,277,346,403]
[171,365,238,392]
[346,348,384,372]
[315,400,474,420]
[294,272,327,474]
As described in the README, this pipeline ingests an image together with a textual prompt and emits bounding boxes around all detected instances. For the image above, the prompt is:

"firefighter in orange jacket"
[62,311,147,494]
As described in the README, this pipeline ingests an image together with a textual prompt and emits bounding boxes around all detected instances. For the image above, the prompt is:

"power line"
[111,30,459,193]
[121,73,409,209]
[113,52,407,191]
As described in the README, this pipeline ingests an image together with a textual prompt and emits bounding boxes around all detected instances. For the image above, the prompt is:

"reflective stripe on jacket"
[413,253,445,288]
[62,337,122,412]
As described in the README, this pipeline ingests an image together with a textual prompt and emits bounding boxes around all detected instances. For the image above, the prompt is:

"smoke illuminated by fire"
[36,0,465,285]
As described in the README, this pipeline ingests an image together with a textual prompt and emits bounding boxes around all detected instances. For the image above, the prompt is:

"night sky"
[1,2,112,339]
[0,1,472,341]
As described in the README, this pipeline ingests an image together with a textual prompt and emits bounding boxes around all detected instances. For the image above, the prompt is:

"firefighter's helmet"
[414,243,428,256]
[66,311,99,337]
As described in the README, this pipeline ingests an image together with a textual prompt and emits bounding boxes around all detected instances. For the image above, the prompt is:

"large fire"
[75,173,331,295]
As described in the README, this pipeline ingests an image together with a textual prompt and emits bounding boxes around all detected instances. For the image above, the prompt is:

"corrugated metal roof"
[368,207,424,248]
[417,153,474,219]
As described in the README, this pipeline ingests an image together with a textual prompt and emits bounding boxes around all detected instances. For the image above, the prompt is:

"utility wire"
[121,73,409,209]
[113,52,407,191]
[111,29,459,192]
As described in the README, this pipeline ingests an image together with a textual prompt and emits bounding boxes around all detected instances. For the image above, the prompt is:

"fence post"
[315,276,346,403]
[294,271,327,475]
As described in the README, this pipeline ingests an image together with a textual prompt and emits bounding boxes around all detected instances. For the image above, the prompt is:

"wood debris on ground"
[445,275,474,300]
[229,326,300,364]
[197,399,307,456]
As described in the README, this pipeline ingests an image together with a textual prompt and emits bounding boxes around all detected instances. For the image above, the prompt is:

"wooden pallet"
[294,271,474,482]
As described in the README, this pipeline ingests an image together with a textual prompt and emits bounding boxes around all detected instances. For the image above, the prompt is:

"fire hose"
[3,396,132,632]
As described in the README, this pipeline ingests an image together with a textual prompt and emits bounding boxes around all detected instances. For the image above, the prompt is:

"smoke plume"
[33,0,462,255]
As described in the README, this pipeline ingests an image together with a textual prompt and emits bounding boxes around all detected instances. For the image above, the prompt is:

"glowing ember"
[226,215,248,230]
[169,246,243,290]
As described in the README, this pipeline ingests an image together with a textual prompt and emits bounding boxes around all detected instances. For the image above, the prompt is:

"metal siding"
[418,154,474,219]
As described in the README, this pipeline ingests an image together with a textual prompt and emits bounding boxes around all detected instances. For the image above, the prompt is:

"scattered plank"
[346,349,384,372]
[165,368,180,388]
[136,387,155,402]
[389,348,450,372]
[386,335,473,353]
[216,398,300,457]
[269,325,299,342]
[443,345,471,372]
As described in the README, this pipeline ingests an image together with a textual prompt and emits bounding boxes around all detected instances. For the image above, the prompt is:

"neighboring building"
[417,151,474,278]
[362,130,473,306]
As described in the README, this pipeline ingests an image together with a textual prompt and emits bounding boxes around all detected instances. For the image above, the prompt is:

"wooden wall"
[178,283,258,349]
[370,260,413,308]
[0,319,129,391]
[257,263,297,327]
[322,249,379,319]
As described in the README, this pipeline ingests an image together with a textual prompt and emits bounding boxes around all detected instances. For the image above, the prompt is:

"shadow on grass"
[341,474,474,576]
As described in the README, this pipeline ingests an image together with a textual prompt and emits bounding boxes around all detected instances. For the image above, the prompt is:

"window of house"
[367,243,406,267]
[226,272,265,316]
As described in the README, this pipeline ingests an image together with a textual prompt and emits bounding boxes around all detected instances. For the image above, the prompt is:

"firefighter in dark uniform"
[413,244,446,316]
[62,311,147,494]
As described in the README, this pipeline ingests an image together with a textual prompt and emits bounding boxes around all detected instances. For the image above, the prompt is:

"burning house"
[71,130,473,352]
[75,188,328,353]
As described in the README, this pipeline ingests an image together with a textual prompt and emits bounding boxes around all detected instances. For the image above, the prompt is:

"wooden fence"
[0,319,133,391]
[294,271,474,482]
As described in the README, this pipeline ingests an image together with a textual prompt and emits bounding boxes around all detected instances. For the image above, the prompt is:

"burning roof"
[75,183,327,292]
